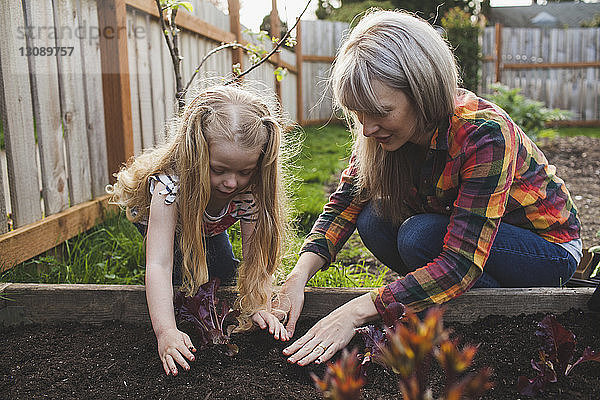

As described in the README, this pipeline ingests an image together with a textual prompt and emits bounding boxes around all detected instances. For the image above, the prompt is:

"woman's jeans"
[135,223,238,286]
[356,203,577,288]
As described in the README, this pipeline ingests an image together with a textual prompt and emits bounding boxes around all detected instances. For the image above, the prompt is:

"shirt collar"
[428,115,451,151]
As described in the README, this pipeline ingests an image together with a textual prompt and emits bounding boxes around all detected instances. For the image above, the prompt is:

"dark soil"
[2,309,599,399]
[537,135,600,248]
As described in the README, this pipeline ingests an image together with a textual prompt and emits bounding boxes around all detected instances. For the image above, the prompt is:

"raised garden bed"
[1,284,598,399]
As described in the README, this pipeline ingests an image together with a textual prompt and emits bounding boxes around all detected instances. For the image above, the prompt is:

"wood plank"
[0,148,7,233]
[503,61,600,70]
[0,0,42,228]
[126,0,236,44]
[296,20,303,124]
[97,0,134,183]
[127,8,142,155]
[54,0,93,205]
[228,0,243,72]
[149,19,166,145]
[0,194,116,271]
[302,55,336,63]
[79,0,110,198]
[0,284,594,326]
[135,13,154,150]
[23,0,69,216]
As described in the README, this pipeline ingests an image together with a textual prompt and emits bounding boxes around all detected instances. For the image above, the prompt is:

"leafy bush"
[485,84,572,139]
[441,7,481,93]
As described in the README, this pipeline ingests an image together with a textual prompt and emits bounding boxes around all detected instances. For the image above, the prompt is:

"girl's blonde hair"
[108,82,292,330]
[331,9,459,223]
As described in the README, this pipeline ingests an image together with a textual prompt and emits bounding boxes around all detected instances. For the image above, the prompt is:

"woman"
[280,9,581,366]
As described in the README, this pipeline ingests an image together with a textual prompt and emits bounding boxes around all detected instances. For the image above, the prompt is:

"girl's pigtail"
[177,106,214,296]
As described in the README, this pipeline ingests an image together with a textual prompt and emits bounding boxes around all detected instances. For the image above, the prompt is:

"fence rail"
[482,24,600,123]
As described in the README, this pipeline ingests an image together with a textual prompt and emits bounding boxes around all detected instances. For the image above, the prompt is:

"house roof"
[487,2,600,28]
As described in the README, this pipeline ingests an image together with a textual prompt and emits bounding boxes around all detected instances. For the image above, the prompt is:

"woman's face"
[354,81,427,151]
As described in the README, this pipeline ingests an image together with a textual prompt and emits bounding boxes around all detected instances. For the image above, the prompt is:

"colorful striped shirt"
[300,89,581,315]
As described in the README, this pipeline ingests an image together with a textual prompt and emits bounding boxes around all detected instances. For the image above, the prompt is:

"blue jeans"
[356,202,577,288]
[135,223,238,286]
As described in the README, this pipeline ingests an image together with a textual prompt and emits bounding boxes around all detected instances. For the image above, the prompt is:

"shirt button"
[445,206,451,211]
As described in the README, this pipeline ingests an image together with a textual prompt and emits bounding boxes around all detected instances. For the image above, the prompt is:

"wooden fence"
[0,0,347,271]
[482,24,600,124]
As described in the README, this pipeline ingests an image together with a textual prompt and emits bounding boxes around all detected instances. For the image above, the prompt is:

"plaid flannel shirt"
[300,89,580,315]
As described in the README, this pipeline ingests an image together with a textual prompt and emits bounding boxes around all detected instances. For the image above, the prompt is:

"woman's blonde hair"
[331,9,459,223]
[108,82,293,330]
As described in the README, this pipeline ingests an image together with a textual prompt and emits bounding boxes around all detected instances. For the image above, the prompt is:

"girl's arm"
[146,182,195,375]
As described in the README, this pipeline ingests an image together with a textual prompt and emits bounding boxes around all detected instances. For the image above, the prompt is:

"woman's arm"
[145,182,195,375]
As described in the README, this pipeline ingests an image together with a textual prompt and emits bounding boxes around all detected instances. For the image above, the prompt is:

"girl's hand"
[283,293,378,366]
[156,328,196,376]
[252,310,290,341]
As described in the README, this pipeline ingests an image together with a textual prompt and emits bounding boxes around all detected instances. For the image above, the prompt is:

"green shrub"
[441,7,481,93]
[485,84,572,139]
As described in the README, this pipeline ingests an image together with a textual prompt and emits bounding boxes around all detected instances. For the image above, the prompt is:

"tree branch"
[224,0,312,85]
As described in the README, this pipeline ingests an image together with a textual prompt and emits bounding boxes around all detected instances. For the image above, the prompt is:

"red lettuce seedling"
[311,348,366,400]
[517,314,600,396]
[355,302,405,368]
[174,278,240,356]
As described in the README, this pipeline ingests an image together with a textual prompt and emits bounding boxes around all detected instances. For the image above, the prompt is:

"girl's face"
[209,141,261,200]
[354,80,428,151]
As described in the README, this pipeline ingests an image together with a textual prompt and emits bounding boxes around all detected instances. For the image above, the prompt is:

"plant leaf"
[535,314,576,376]
[566,347,600,375]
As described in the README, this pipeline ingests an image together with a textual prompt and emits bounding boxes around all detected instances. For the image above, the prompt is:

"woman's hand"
[252,310,290,341]
[278,252,326,337]
[277,273,306,337]
[156,328,196,376]
[282,293,379,366]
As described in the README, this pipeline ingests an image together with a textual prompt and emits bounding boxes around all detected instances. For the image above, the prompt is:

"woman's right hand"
[156,328,196,376]
[278,275,306,337]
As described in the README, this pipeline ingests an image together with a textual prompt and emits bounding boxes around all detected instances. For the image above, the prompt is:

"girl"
[108,83,292,376]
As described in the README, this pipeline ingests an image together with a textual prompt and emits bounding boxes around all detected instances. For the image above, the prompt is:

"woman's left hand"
[282,293,379,366]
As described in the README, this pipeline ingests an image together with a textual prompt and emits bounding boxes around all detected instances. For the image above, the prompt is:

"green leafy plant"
[485,84,572,139]
[441,7,480,93]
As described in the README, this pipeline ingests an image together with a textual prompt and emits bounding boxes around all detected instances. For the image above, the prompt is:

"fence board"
[127,8,142,155]
[135,13,154,150]
[483,26,600,121]
[149,19,166,145]
[79,0,109,197]
[0,1,42,228]
[54,0,93,205]
[23,0,69,216]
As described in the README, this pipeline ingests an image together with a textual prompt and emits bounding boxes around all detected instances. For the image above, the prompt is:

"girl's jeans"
[356,202,577,288]
[135,223,238,286]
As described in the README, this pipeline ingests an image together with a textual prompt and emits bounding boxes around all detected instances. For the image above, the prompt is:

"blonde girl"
[108,83,292,376]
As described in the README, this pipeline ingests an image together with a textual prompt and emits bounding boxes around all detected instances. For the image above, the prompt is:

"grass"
[2,124,389,288]
[1,211,145,284]
[539,126,600,139]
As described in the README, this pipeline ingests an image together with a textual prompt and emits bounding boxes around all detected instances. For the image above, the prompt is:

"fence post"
[97,0,134,183]
[495,22,502,83]
[296,20,303,125]
[270,0,282,100]
[228,0,243,74]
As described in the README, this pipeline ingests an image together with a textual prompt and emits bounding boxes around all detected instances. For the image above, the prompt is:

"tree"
[317,0,490,24]
[154,0,309,112]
